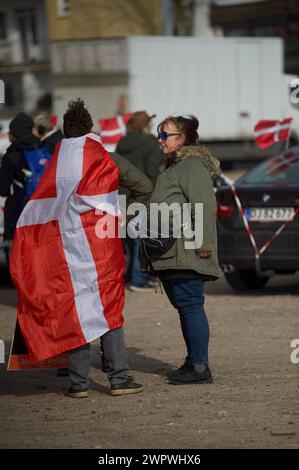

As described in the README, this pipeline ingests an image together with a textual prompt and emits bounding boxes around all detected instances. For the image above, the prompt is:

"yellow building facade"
[45,1,172,129]
[45,0,162,40]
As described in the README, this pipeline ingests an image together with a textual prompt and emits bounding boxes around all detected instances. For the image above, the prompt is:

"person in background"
[34,113,64,154]
[116,111,162,185]
[0,124,10,158]
[0,113,41,265]
[142,115,220,385]
[116,111,163,291]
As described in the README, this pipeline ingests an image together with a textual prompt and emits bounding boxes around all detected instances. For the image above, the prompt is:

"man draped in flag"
[10,99,143,398]
[254,118,293,150]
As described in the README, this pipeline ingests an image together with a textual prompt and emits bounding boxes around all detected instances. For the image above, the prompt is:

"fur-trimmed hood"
[161,145,221,176]
[176,145,221,175]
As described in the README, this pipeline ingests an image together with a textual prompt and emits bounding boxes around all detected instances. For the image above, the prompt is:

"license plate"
[245,207,295,222]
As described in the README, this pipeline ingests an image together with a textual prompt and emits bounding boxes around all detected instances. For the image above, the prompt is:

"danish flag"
[10,133,125,362]
[254,118,293,149]
[98,113,132,145]
[50,115,58,127]
[266,150,299,176]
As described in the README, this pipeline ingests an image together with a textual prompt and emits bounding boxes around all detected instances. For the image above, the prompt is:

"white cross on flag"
[98,113,132,146]
[254,118,293,149]
[10,133,125,363]
[266,150,299,176]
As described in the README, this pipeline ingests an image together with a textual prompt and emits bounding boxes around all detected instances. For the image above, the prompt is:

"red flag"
[254,118,293,149]
[10,133,125,363]
[266,150,299,176]
[98,113,132,145]
[50,115,58,127]
[8,320,68,370]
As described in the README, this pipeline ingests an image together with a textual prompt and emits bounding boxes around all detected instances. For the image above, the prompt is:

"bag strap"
[141,240,164,295]
[141,240,155,275]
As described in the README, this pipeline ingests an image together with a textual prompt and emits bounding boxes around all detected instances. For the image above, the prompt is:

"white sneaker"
[128,282,155,292]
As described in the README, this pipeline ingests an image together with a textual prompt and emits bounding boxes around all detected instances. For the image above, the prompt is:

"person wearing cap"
[0,113,42,264]
[34,113,64,155]
[116,111,163,291]
[116,111,162,185]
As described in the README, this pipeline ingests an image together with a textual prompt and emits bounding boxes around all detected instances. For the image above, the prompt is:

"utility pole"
[162,0,174,36]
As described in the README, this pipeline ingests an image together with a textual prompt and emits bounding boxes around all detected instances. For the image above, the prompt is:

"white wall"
[128,36,287,140]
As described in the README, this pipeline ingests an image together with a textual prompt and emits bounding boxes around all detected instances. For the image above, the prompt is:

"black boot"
[167,359,192,380]
[168,363,213,385]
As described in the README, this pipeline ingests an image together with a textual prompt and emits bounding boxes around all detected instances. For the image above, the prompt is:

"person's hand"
[196,249,212,259]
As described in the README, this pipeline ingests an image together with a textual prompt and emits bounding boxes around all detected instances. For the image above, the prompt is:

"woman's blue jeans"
[131,237,150,286]
[162,278,209,366]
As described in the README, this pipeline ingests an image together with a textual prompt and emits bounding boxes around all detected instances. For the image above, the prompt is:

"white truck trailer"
[127,36,299,161]
[52,36,299,161]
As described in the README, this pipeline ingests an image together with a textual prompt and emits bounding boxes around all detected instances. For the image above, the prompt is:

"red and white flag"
[98,113,132,145]
[50,115,58,127]
[254,118,293,149]
[10,133,125,363]
[266,150,299,176]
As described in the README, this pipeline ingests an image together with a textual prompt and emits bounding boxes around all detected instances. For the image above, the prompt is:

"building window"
[57,0,70,17]
[0,12,7,40]
[15,8,40,63]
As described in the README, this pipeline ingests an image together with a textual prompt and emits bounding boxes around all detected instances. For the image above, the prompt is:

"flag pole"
[285,118,293,151]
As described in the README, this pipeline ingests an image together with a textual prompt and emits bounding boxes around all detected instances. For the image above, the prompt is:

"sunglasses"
[158,131,181,141]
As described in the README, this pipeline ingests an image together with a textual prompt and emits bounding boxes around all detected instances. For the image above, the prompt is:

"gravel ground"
[0,272,298,449]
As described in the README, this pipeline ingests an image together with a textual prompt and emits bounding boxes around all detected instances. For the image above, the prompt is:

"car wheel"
[224,268,269,291]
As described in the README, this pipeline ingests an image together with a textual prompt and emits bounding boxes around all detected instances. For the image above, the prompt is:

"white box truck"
[127,36,299,161]
[52,36,299,162]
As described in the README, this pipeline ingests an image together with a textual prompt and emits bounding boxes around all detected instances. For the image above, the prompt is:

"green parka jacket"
[110,152,153,206]
[141,145,221,279]
[116,132,163,185]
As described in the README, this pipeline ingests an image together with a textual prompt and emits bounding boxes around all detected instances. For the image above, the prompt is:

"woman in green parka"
[144,115,221,385]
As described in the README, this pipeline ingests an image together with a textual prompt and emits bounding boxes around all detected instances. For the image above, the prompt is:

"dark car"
[217,146,299,291]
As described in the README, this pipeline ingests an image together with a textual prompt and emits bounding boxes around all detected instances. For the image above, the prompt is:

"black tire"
[224,268,269,291]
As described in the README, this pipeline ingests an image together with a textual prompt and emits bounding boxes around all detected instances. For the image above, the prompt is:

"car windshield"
[241,146,299,184]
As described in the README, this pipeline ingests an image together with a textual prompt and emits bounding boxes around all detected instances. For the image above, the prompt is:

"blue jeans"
[162,278,209,366]
[131,237,150,286]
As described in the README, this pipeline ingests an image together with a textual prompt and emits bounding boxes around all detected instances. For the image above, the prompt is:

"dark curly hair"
[63,98,93,138]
